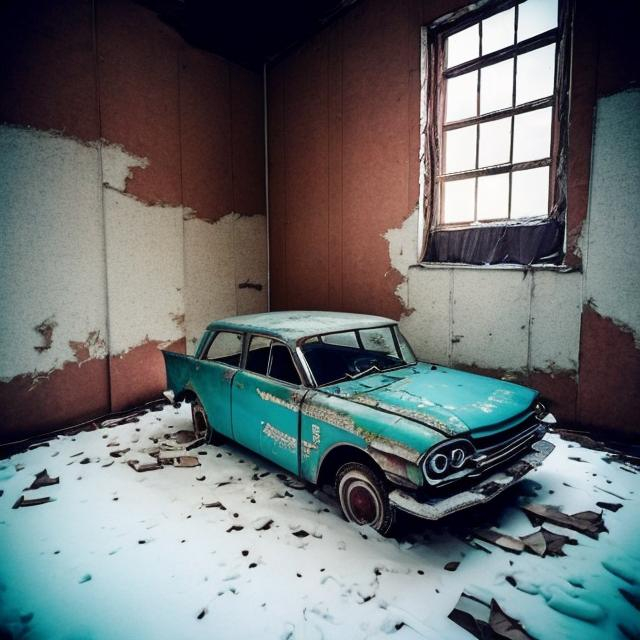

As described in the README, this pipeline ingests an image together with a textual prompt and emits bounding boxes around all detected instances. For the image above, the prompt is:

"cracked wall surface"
[0,0,267,440]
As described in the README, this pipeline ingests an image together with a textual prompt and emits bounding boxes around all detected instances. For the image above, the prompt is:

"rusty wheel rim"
[343,479,381,526]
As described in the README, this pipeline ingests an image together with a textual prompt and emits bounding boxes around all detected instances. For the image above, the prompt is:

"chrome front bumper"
[389,439,555,520]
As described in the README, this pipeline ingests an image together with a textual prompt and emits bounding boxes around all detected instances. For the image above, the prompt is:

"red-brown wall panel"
[0,0,99,141]
[96,0,182,205]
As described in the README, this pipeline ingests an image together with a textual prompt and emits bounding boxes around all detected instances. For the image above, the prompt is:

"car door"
[191,330,244,439]
[231,336,305,475]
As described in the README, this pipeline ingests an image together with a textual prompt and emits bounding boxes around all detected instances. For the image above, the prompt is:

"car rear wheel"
[335,462,395,536]
[191,398,222,445]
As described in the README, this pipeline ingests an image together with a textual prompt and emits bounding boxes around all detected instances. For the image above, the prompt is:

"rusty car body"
[163,311,555,534]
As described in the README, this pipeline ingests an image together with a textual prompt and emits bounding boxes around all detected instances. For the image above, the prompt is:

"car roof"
[207,311,396,345]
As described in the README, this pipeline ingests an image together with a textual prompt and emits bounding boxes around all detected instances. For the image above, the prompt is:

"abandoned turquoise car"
[163,311,555,535]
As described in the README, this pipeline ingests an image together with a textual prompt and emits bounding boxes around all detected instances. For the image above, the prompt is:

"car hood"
[322,362,538,437]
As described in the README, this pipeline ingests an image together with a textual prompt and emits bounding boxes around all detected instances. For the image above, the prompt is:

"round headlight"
[429,453,449,475]
[449,447,467,469]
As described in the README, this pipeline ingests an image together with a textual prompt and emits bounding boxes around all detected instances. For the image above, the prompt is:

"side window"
[269,344,301,386]
[204,331,243,366]
[322,331,359,348]
[246,335,271,375]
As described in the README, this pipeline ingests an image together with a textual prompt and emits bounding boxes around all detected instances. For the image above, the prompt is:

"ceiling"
[139,0,357,71]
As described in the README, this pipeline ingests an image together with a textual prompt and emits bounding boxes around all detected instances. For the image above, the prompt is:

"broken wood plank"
[521,504,606,539]
[474,529,525,554]
[13,495,54,509]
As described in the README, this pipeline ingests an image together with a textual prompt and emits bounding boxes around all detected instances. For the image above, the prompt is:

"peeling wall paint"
[387,209,582,378]
[0,126,109,381]
[581,89,640,346]
[0,121,267,438]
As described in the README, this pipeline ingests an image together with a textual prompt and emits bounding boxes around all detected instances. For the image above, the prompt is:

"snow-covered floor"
[0,403,638,640]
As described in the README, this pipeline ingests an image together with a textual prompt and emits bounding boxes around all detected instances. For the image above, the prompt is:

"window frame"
[421,0,573,265]
[201,330,245,366]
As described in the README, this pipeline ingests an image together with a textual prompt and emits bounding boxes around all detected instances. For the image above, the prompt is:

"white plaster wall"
[184,213,268,353]
[0,126,108,380]
[388,195,582,375]
[0,124,269,381]
[582,89,640,344]
[102,188,185,355]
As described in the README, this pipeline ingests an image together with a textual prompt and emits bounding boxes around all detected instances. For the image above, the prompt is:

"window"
[244,335,302,386]
[204,331,243,366]
[422,0,571,265]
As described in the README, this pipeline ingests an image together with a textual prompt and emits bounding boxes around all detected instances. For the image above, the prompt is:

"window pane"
[516,44,555,104]
[269,344,301,385]
[477,173,509,220]
[445,71,478,122]
[443,178,475,224]
[518,0,558,42]
[479,117,511,167]
[480,58,513,114]
[206,331,243,365]
[513,107,552,162]
[511,166,550,218]
[482,8,515,55]
[446,23,479,68]
[445,125,477,173]
[322,331,358,348]
[246,335,271,375]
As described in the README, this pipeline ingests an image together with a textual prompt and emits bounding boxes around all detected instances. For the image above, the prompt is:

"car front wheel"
[335,462,395,536]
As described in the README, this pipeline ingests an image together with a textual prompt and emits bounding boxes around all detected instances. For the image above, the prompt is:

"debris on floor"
[0,402,638,640]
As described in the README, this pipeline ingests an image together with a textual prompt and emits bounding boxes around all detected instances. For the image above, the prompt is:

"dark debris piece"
[128,460,163,473]
[13,495,54,509]
[596,501,623,512]
[25,469,59,491]
[226,525,244,533]
[203,501,226,510]
[292,530,309,538]
[110,448,131,458]
[521,504,606,539]
[474,529,525,554]
[255,519,274,531]
[520,527,577,557]
[173,430,196,444]
[449,592,535,640]
[444,562,460,572]
[620,588,640,611]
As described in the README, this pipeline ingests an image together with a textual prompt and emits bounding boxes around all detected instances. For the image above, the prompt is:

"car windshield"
[300,325,416,386]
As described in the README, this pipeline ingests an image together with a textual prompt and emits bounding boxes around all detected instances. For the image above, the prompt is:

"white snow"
[0,405,638,640]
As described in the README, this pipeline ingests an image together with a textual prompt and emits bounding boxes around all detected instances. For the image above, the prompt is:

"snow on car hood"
[322,362,538,437]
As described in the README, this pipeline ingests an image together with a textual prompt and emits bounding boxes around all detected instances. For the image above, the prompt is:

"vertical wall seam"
[527,271,534,373]
[176,46,187,352]
[263,63,271,311]
[448,267,454,365]
[91,0,113,411]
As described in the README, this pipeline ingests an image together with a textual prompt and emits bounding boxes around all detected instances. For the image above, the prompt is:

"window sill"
[410,262,577,273]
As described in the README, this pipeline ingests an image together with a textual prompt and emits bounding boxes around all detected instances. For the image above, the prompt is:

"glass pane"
[480,58,513,114]
[360,327,396,355]
[516,44,556,104]
[442,178,475,224]
[322,331,358,348]
[479,117,511,167]
[206,331,243,365]
[445,71,478,122]
[477,173,509,220]
[518,0,558,42]
[513,107,552,162]
[269,344,301,385]
[482,8,515,55]
[445,125,477,173]
[246,335,271,375]
[446,23,479,68]
[511,166,550,218]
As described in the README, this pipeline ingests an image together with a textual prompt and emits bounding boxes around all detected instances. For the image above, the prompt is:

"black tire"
[335,462,395,536]
[191,398,223,445]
